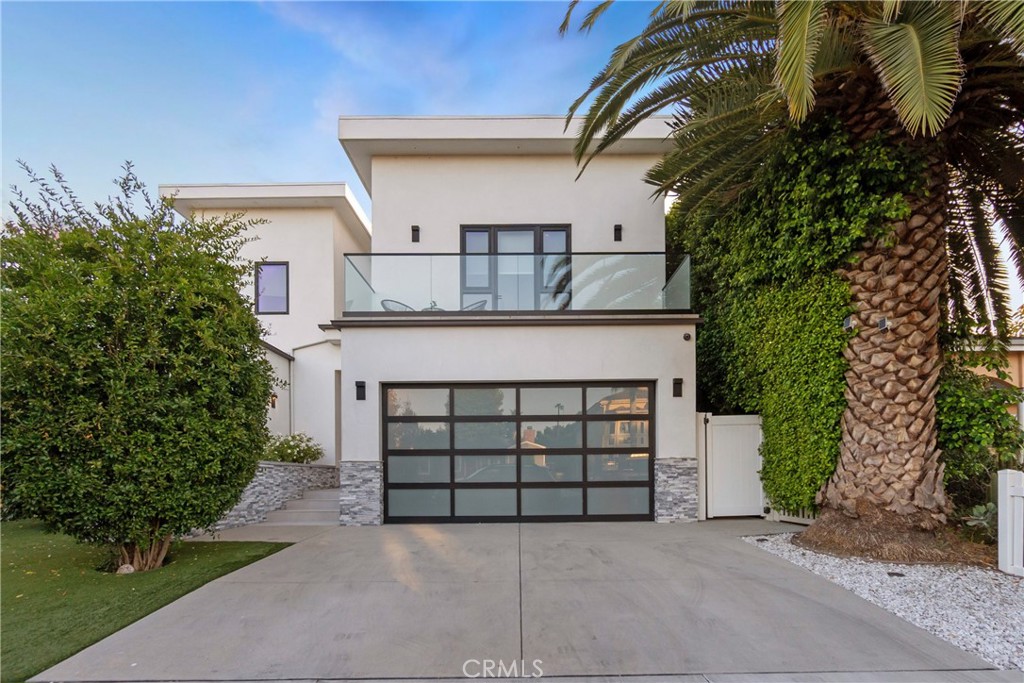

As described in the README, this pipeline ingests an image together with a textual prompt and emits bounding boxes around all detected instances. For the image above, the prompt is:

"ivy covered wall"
[671,119,918,511]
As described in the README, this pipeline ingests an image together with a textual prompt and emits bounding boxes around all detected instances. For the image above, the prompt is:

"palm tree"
[563,1,1024,538]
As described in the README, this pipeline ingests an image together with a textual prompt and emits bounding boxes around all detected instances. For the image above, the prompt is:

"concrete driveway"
[34,520,1008,682]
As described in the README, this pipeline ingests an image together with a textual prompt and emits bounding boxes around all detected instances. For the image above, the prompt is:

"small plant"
[961,502,998,544]
[264,433,324,464]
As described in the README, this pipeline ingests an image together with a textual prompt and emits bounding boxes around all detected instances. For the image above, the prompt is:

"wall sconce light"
[614,224,623,242]
[843,316,855,333]
[411,225,420,243]
[269,393,278,409]
[673,378,683,397]
[355,381,366,401]
[878,317,890,332]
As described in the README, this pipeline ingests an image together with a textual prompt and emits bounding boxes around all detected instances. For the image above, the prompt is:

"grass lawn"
[1,520,288,683]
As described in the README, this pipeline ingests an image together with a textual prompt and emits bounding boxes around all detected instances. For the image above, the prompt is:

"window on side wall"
[255,262,288,314]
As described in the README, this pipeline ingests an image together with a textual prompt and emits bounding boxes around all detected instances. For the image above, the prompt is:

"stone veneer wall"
[339,461,383,525]
[215,461,339,531]
[654,458,699,522]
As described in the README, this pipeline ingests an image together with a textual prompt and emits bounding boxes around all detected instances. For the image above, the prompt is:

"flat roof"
[337,115,675,194]
[158,182,371,240]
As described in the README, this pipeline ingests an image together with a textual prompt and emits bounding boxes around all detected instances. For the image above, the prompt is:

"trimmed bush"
[1,164,274,571]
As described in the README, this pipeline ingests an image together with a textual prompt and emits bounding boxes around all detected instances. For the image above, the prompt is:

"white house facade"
[163,115,700,525]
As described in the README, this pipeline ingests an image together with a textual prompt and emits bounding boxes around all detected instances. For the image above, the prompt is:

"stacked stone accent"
[654,458,698,522]
[339,461,383,525]
[215,461,339,530]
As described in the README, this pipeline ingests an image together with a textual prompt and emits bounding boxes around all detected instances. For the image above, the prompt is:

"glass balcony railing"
[343,253,691,314]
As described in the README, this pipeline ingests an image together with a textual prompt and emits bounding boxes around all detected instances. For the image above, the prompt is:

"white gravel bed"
[744,532,1024,670]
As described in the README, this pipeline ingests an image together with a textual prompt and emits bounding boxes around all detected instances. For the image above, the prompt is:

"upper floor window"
[461,226,570,311]
[255,262,288,314]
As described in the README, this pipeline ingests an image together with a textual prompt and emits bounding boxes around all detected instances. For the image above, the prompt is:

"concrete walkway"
[34,520,1014,682]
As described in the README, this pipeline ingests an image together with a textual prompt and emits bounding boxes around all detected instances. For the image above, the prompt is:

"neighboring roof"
[158,182,371,241]
[337,115,676,195]
[260,340,294,362]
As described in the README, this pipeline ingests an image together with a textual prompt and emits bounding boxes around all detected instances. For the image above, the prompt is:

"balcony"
[343,253,690,314]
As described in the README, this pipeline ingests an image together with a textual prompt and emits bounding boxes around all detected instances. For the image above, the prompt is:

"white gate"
[701,414,764,518]
[998,469,1024,577]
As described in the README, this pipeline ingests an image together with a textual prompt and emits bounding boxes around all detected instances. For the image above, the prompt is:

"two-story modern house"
[163,115,700,525]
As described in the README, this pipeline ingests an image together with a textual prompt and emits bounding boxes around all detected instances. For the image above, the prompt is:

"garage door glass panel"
[588,453,649,481]
[386,388,450,417]
[456,489,517,517]
[383,381,653,522]
[388,489,450,517]
[587,420,649,448]
[587,487,649,515]
[388,423,450,450]
[523,421,582,448]
[454,388,516,415]
[520,388,582,416]
[456,455,516,482]
[523,455,582,482]
[454,422,516,449]
[586,386,649,415]
[521,488,583,516]
[387,456,450,483]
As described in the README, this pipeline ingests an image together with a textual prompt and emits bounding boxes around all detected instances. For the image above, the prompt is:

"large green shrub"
[1,164,274,571]
[264,434,325,464]
[935,356,1024,511]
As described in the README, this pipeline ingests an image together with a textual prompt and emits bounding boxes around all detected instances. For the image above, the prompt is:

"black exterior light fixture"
[843,315,855,333]
[411,225,420,242]
[355,381,366,401]
[614,224,623,242]
[269,393,278,409]
[878,317,890,332]
[673,378,683,397]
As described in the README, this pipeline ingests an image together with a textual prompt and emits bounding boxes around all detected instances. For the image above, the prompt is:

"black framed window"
[255,262,288,314]
[460,226,570,311]
[382,381,654,523]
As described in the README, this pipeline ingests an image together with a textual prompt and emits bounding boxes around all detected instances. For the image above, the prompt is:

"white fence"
[998,469,1024,577]
[765,507,817,526]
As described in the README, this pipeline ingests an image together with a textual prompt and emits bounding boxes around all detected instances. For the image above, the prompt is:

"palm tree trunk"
[811,88,953,533]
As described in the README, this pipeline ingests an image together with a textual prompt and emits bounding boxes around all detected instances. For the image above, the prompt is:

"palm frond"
[775,0,828,123]
[975,0,1024,53]
[861,1,964,136]
[882,0,904,23]
[813,13,859,77]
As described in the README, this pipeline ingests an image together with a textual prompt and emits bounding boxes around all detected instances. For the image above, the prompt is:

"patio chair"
[460,299,488,311]
[381,299,415,312]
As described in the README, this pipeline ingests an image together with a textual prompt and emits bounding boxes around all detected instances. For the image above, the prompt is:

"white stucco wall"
[338,322,697,465]
[370,155,665,253]
[265,350,292,436]
[292,340,342,465]
[233,207,337,352]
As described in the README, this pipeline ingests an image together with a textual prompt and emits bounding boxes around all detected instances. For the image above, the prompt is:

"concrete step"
[301,488,342,500]
[263,509,338,525]
[285,498,339,511]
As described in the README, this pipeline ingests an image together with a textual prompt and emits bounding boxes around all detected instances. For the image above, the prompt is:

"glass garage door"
[383,382,654,522]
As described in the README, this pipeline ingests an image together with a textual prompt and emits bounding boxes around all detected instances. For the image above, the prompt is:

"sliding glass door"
[461,226,570,311]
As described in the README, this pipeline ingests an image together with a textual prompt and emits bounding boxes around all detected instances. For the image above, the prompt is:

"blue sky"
[2,1,655,214]
[4,1,1021,309]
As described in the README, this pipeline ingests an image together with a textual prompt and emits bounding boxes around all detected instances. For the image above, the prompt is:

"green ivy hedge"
[722,276,853,511]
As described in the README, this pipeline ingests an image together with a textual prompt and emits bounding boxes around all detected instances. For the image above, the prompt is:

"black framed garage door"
[383,381,654,522]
